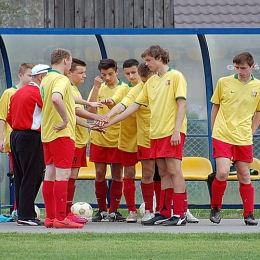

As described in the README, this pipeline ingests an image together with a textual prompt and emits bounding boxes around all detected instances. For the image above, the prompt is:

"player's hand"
[94,76,103,89]
[88,123,107,134]
[100,98,114,106]
[170,131,181,146]
[53,120,68,132]
[95,114,110,123]
[103,122,112,128]
[87,102,103,108]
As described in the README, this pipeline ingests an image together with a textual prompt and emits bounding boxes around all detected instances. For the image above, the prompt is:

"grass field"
[1,209,260,259]
[1,232,260,260]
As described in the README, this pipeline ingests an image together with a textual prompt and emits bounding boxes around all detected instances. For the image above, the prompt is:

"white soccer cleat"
[185,209,199,223]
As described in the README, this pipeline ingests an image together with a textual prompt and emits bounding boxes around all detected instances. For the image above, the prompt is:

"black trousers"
[10,130,45,220]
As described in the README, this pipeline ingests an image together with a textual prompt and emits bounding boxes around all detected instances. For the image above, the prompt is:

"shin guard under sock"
[211,178,227,210]
[239,182,254,217]
[109,180,123,213]
[141,181,154,213]
[95,180,108,211]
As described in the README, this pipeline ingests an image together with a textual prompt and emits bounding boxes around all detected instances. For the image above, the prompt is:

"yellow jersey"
[0,86,17,152]
[40,70,76,142]
[135,68,187,140]
[211,74,260,145]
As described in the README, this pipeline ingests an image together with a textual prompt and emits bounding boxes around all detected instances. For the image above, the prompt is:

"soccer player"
[210,52,260,226]
[100,45,188,226]
[65,58,105,224]
[41,48,83,229]
[88,59,127,222]
[100,59,140,223]
[6,64,50,226]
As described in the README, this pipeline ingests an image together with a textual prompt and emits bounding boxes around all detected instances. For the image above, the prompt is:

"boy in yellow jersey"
[100,45,188,226]
[41,48,83,229]
[65,58,105,224]
[210,52,260,226]
[88,59,127,222]
[100,59,140,223]
[102,63,198,224]
[0,63,34,171]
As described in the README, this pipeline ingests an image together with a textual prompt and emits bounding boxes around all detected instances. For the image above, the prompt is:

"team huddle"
[0,46,259,228]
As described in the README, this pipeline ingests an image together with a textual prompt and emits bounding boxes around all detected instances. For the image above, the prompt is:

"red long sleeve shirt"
[6,82,43,132]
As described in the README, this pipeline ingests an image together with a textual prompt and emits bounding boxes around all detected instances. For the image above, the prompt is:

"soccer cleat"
[92,209,109,222]
[126,211,138,223]
[17,218,43,226]
[44,218,54,228]
[210,206,221,224]
[141,213,168,226]
[67,212,88,224]
[185,209,199,223]
[108,211,126,222]
[141,210,155,223]
[244,214,258,226]
[162,215,186,226]
[53,218,84,229]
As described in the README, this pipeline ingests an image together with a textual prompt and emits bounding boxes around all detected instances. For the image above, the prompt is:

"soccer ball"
[139,202,145,217]
[35,205,41,219]
[71,202,93,218]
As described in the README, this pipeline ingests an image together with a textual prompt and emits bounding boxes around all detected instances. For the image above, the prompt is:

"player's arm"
[252,111,260,135]
[103,102,140,128]
[52,93,69,131]
[75,107,108,122]
[211,104,220,132]
[74,96,103,108]
[171,98,186,146]
[76,116,106,133]
[88,76,103,113]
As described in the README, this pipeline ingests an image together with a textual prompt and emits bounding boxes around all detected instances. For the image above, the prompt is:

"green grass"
[0,232,260,260]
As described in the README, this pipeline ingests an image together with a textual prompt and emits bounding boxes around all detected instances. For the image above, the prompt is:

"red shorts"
[120,150,138,166]
[137,145,151,160]
[43,137,75,168]
[150,133,186,159]
[72,146,87,168]
[90,143,121,164]
[212,138,253,163]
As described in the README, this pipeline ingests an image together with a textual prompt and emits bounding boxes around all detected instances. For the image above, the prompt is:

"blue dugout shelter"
[0,28,260,210]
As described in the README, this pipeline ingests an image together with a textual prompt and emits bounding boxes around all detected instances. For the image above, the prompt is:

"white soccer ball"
[71,202,93,218]
[139,202,145,217]
[35,205,41,219]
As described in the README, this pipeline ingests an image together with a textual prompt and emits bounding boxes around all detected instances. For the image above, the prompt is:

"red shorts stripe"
[150,133,186,159]
[43,137,75,168]
[212,138,253,163]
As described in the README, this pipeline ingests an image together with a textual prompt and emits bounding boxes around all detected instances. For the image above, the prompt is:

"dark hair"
[98,59,117,71]
[123,59,139,68]
[141,45,170,64]
[233,52,254,67]
[137,63,153,77]
[70,58,86,72]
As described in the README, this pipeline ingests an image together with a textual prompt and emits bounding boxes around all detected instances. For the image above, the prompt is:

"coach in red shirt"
[6,64,50,226]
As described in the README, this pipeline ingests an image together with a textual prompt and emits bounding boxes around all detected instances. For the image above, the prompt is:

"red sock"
[123,178,136,212]
[239,183,254,217]
[154,181,161,211]
[42,180,55,219]
[141,181,154,213]
[211,178,227,210]
[159,189,173,218]
[66,178,76,215]
[173,192,185,217]
[53,180,68,221]
[95,180,108,211]
[184,190,188,213]
[109,180,123,213]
